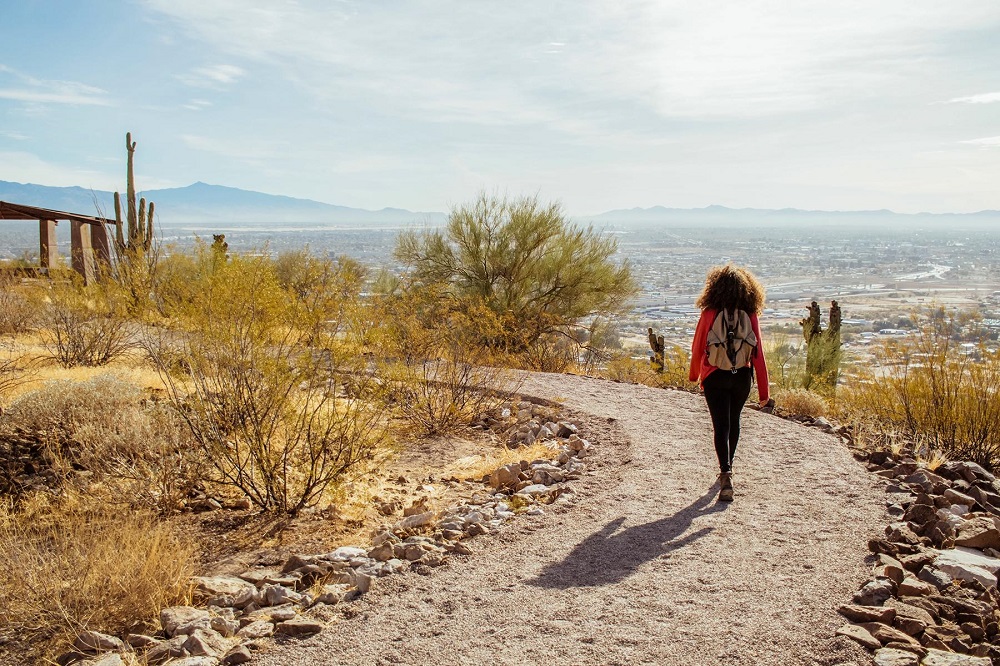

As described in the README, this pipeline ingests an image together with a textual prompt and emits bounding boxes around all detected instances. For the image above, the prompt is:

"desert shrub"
[374,289,519,436]
[0,276,38,336]
[776,388,827,418]
[152,246,204,318]
[274,249,367,344]
[0,492,194,661]
[156,253,391,513]
[604,344,691,390]
[803,332,842,394]
[0,345,31,406]
[0,374,198,510]
[765,332,806,390]
[839,313,1000,468]
[395,192,637,368]
[41,281,137,367]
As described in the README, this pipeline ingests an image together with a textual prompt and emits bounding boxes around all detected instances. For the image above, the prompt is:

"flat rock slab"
[874,648,919,666]
[922,649,992,665]
[255,374,884,666]
[932,547,1000,573]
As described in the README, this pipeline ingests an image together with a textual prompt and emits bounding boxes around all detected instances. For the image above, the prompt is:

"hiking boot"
[718,472,734,502]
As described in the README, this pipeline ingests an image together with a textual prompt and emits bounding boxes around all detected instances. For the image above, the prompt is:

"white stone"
[394,511,436,531]
[160,606,211,637]
[935,560,997,588]
[922,648,992,665]
[236,620,274,639]
[873,648,919,666]
[327,546,368,561]
[933,547,1000,573]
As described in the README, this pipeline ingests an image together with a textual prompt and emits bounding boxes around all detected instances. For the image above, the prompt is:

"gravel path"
[257,373,883,666]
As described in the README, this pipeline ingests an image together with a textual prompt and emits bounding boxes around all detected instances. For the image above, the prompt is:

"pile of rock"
[62,404,593,666]
[837,453,1000,665]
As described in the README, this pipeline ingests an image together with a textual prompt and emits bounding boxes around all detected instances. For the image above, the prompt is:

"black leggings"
[703,367,753,473]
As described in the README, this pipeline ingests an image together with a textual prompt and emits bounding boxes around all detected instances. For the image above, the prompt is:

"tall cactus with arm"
[111,132,157,313]
[113,132,155,257]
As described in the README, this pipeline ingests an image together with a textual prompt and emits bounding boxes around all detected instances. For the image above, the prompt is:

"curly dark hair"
[695,264,766,314]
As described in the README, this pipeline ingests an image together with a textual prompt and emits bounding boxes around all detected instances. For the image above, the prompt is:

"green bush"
[395,192,637,368]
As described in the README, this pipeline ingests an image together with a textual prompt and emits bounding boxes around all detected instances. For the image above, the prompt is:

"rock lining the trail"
[838,452,1000,665]
[61,399,596,666]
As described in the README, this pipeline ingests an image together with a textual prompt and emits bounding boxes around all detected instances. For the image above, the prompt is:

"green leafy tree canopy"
[395,192,637,354]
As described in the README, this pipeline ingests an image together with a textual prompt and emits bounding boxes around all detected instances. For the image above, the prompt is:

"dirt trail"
[258,373,883,666]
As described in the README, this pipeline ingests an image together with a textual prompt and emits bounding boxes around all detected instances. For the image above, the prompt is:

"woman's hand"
[760,397,775,413]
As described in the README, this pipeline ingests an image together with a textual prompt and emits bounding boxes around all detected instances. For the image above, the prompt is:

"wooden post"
[71,220,96,284]
[90,222,112,279]
[39,219,58,273]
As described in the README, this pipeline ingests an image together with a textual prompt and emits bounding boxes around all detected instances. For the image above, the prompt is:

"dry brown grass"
[776,388,828,418]
[0,491,194,662]
[839,314,1000,469]
[0,373,198,510]
[440,439,562,481]
[602,348,692,390]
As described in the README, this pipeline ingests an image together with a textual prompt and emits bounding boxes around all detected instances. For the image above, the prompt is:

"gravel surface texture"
[256,373,883,666]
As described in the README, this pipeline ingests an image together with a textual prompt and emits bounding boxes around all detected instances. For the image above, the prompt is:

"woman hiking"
[689,264,770,502]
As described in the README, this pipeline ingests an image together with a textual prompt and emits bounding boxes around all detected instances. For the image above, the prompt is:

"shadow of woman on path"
[527,486,726,589]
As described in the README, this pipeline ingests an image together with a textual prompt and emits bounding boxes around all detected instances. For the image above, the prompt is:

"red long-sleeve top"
[688,308,770,403]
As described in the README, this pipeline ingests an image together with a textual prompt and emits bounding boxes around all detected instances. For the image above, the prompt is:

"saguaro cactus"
[800,300,843,392]
[113,132,154,257]
[648,327,665,372]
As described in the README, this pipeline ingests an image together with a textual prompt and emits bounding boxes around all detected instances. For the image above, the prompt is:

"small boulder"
[74,631,125,654]
[489,463,522,490]
[182,629,229,658]
[838,604,895,624]
[223,645,253,665]
[954,516,1000,550]
[160,606,211,638]
[921,648,992,665]
[836,624,880,650]
[873,648,919,666]
[898,577,937,597]
[854,578,894,606]
[275,617,323,637]
[237,620,275,639]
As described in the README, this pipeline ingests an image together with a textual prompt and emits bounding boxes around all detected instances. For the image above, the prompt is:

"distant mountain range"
[0,180,446,226]
[1,179,998,228]
[582,204,1000,228]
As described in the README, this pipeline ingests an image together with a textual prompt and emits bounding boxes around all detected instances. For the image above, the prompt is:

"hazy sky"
[1,1,999,214]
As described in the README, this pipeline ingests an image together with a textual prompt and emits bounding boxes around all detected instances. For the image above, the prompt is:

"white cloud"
[176,64,246,88]
[182,98,213,111]
[943,92,1000,104]
[0,151,120,190]
[961,136,1000,147]
[0,131,29,141]
[142,0,1000,125]
[0,65,110,106]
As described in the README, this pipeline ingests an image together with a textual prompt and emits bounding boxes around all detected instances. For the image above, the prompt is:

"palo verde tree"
[395,192,637,368]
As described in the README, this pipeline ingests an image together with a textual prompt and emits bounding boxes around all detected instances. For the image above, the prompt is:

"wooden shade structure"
[0,201,114,283]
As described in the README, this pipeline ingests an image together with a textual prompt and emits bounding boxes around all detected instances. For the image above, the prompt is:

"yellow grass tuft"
[441,440,562,482]
[0,491,195,661]
[776,388,827,418]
